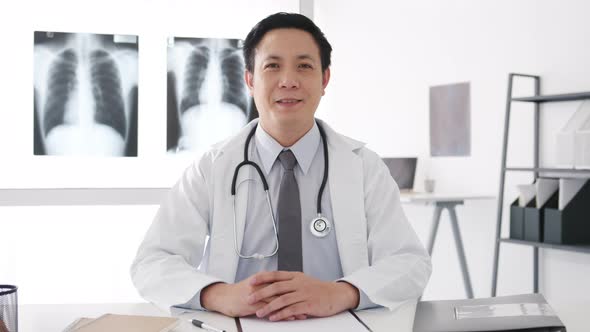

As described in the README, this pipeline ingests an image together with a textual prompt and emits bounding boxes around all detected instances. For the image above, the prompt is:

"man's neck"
[259,119,315,147]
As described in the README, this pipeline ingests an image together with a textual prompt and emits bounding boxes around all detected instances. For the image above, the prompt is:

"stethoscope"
[231,121,331,260]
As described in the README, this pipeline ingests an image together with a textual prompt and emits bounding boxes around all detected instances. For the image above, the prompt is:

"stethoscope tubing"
[231,121,329,259]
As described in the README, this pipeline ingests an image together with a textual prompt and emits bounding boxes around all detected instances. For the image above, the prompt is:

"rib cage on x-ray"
[43,49,78,138]
[90,49,127,139]
[168,37,257,154]
[34,32,138,156]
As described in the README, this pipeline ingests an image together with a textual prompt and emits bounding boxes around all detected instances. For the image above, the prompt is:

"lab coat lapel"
[322,121,369,275]
[207,122,256,282]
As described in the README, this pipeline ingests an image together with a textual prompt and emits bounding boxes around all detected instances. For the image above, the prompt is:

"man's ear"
[245,70,254,96]
[321,67,331,96]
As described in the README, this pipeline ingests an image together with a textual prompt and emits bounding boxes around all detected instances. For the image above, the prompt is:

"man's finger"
[261,295,279,303]
[248,280,294,304]
[270,314,306,322]
[239,300,268,318]
[256,292,302,318]
[250,271,295,286]
[268,302,310,322]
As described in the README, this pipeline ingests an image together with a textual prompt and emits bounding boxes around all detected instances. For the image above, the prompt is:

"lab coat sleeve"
[340,149,432,311]
[130,152,222,312]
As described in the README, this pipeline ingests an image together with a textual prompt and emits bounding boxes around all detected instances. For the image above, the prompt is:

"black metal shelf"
[491,74,590,296]
[500,238,590,254]
[504,167,590,176]
[512,92,590,103]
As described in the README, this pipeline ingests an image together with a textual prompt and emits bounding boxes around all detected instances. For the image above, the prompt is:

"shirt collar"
[255,121,321,176]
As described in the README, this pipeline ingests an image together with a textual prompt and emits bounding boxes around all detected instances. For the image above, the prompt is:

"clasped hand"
[201,271,360,321]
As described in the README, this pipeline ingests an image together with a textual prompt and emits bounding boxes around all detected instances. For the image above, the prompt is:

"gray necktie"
[277,150,303,272]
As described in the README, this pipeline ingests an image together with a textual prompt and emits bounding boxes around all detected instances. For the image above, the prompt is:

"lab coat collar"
[212,118,366,158]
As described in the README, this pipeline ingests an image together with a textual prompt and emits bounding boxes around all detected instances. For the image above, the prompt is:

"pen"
[190,319,226,332]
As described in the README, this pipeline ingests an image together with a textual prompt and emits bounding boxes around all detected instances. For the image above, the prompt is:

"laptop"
[382,157,418,192]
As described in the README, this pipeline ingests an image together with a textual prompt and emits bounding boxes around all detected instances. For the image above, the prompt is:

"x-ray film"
[167,37,258,155]
[33,31,139,156]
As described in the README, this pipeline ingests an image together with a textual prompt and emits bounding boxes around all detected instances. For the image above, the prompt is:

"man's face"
[245,28,330,130]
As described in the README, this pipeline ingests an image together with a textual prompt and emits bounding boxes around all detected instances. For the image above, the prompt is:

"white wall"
[1,0,589,325]
[0,0,298,303]
[315,0,590,314]
[0,0,298,188]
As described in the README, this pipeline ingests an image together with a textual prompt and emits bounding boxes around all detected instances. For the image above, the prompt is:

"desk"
[18,300,417,332]
[401,193,494,299]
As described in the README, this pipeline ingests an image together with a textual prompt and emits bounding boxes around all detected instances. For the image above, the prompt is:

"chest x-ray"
[167,37,258,155]
[34,31,138,156]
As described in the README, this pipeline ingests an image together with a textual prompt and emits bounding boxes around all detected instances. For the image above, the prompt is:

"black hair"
[243,12,332,73]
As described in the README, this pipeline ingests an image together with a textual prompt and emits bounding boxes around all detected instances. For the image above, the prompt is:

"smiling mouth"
[276,98,302,104]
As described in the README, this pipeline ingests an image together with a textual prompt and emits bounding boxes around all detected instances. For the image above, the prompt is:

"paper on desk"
[239,311,368,332]
[535,178,558,207]
[516,184,536,207]
[559,178,587,210]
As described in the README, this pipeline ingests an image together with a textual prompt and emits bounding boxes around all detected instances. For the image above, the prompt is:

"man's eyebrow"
[261,54,317,62]
[262,55,282,61]
[297,54,316,62]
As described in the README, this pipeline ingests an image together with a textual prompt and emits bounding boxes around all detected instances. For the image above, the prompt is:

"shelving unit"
[491,73,590,296]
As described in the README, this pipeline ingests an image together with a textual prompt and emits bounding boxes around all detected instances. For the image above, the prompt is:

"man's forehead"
[254,29,320,58]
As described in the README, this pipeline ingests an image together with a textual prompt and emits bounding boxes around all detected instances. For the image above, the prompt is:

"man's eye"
[299,63,313,69]
[265,63,279,69]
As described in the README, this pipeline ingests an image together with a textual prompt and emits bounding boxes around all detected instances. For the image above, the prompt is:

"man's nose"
[279,70,299,89]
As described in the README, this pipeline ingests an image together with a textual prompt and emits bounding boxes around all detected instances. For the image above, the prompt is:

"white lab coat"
[131,119,432,312]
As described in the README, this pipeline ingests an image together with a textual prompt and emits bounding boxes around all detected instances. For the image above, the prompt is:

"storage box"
[510,198,525,239]
[544,180,590,244]
[524,192,558,242]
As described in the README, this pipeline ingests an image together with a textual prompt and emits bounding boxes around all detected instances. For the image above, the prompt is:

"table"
[18,300,417,332]
[17,297,587,332]
[401,193,495,299]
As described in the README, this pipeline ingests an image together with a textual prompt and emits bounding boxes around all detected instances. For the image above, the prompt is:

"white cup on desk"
[424,179,436,193]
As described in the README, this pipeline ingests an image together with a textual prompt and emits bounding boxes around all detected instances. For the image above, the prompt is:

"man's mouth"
[276,98,302,104]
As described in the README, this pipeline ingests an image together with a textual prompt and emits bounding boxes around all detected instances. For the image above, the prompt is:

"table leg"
[427,206,443,256]
[447,205,474,298]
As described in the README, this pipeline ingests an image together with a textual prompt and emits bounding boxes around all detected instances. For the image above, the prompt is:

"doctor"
[131,12,431,322]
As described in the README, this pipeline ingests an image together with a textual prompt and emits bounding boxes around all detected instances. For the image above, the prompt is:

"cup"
[424,179,436,193]
[0,285,17,332]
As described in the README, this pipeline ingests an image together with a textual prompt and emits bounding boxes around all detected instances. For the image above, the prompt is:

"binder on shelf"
[509,198,530,240]
[510,184,537,240]
[523,178,559,242]
[524,191,557,242]
[544,179,590,244]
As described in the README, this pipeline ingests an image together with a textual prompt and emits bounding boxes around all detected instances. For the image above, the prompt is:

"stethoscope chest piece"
[310,215,331,238]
